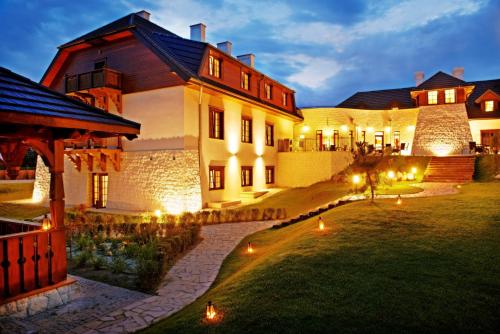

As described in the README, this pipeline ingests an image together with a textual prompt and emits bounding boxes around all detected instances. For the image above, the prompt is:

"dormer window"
[485,100,494,112]
[265,83,272,99]
[445,89,455,103]
[282,92,288,106]
[428,91,438,105]
[209,55,221,78]
[241,72,250,90]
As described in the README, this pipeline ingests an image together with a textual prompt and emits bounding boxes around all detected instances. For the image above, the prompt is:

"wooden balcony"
[65,68,122,93]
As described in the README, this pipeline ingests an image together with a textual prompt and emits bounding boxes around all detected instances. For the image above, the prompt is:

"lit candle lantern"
[318,217,325,231]
[206,301,216,320]
[396,195,402,205]
[247,242,254,254]
[41,214,52,231]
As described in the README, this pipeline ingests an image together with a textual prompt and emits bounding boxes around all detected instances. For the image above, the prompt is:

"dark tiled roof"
[337,87,414,109]
[0,67,140,130]
[416,71,466,90]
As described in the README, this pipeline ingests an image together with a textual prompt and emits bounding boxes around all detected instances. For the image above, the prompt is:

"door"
[316,130,323,151]
[375,131,384,151]
[92,173,108,208]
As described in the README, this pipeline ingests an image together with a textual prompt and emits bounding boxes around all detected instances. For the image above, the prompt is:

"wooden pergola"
[0,67,140,302]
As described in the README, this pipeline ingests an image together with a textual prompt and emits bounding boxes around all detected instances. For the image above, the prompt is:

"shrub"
[135,241,168,292]
[251,209,260,221]
[110,255,128,274]
[75,250,94,268]
[92,256,106,270]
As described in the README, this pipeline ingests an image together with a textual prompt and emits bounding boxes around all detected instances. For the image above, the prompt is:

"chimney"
[452,67,464,80]
[217,41,232,55]
[237,54,255,68]
[136,10,150,21]
[190,23,206,42]
[415,71,425,86]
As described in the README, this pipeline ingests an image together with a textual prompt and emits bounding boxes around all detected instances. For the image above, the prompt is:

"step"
[240,190,268,199]
[207,200,242,209]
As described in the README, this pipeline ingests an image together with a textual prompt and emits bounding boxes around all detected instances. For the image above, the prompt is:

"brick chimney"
[190,23,206,42]
[237,54,255,68]
[217,41,232,55]
[136,10,150,21]
[452,67,464,80]
[415,71,425,86]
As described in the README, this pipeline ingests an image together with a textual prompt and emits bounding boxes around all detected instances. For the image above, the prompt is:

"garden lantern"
[41,214,52,231]
[206,301,216,320]
[387,170,395,180]
[154,209,162,218]
[247,242,254,254]
[352,174,360,192]
[407,172,415,181]
[411,167,417,174]
[319,217,325,231]
[396,195,402,205]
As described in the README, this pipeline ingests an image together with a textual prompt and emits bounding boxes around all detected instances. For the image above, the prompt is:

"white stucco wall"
[276,151,353,187]
[469,119,500,144]
[297,107,419,155]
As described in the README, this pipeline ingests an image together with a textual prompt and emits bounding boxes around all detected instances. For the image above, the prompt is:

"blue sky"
[1,0,499,106]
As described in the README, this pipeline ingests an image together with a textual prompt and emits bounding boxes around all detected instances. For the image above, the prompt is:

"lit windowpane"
[428,91,438,104]
[485,100,494,112]
[445,89,455,103]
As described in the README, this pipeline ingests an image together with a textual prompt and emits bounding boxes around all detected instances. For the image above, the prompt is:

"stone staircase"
[423,156,475,183]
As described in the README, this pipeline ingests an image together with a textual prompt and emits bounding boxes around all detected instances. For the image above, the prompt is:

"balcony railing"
[65,68,122,93]
[0,228,67,302]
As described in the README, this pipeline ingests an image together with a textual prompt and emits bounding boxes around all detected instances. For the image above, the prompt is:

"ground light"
[407,172,415,181]
[396,195,402,205]
[154,209,162,218]
[411,167,417,174]
[352,174,361,192]
[206,301,216,320]
[319,217,325,231]
[247,242,254,254]
[387,170,395,179]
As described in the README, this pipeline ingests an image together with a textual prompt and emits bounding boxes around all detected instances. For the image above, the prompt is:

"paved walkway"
[1,220,275,334]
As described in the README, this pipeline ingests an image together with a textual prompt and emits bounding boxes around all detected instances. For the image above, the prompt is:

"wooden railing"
[65,68,122,93]
[0,218,41,236]
[0,228,67,302]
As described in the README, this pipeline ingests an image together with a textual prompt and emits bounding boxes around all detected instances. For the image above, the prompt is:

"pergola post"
[49,139,65,229]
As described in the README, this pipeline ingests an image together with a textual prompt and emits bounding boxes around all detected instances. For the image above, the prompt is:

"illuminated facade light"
[340,125,348,132]
[366,127,374,133]
[385,126,391,133]
[302,125,310,133]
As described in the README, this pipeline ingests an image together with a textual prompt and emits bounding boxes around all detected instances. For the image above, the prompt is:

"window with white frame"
[428,91,438,104]
[445,89,455,103]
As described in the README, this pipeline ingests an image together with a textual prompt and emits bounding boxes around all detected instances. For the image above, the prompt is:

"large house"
[34,11,303,213]
[298,69,500,156]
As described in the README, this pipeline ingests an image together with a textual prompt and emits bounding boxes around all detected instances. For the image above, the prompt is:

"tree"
[353,142,383,202]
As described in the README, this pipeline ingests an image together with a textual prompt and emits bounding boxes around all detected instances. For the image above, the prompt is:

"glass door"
[92,173,108,208]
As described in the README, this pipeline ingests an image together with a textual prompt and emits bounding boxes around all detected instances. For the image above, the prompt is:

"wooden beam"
[49,140,65,229]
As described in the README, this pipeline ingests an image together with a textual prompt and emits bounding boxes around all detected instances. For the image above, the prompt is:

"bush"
[110,255,128,274]
[75,250,94,268]
[474,155,500,181]
[92,256,106,270]
[135,241,167,292]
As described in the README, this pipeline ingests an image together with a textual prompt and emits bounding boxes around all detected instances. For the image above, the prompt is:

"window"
[264,83,272,99]
[265,166,275,184]
[94,59,106,70]
[282,92,288,106]
[209,107,224,139]
[241,166,253,187]
[428,91,438,104]
[485,100,494,112]
[209,55,221,78]
[265,123,274,146]
[445,89,455,103]
[393,131,400,147]
[241,117,252,143]
[374,131,384,151]
[92,173,108,208]
[209,166,224,190]
[241,72,250,90]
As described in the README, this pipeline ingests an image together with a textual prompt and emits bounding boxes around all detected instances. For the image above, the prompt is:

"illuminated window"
[241,72,250,90]
[241,166,253,187]
[445,89,455,103]
[209,55,221,78]
[92,173,108,208]
[485,100,494,112]
[265,123,274,146]
[209,166,224,190]
[264,83,272,99]
[428,91,438,104]
[265,166,275,184]
[209,107,224,139]
[282,92,288,106]
[375,131,384,150]
[241,117,252,143]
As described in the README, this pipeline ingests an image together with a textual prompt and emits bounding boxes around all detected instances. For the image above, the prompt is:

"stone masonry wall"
[412,104,472,156]
[107,150,202,213]
[32,156,50,204]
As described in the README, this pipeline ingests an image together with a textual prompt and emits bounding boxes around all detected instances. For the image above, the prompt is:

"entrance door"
[92,173,108,208]
[375,131,384,151]
[316,130,323,151]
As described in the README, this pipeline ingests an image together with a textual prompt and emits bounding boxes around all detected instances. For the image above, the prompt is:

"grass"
[0,182,48,220]
[241,180,352,218]
[143,182,500,334]
[372,182,423,195]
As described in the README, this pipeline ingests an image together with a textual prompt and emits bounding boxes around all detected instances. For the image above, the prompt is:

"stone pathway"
[0,220,275,334]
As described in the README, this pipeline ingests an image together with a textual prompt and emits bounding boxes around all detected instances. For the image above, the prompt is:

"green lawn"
[242,180,352,218]
[0,182,48,220]
[372,182,423,195]
[144,182,500,334]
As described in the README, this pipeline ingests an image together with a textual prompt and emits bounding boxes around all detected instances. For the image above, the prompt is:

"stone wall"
[276,151,353,187]
[32,156,50,204]
[412,104,472,156]
[0,281,81,318]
